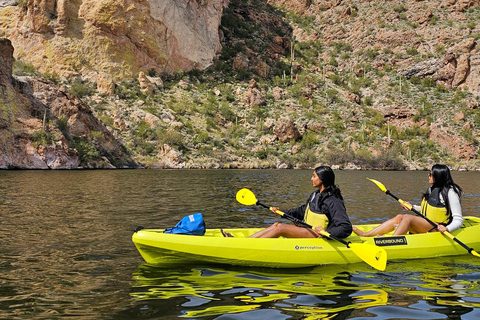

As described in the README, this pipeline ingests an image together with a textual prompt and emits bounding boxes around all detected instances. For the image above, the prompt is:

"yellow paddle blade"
[349,243,387,271]
[472,250,480,258]
[367,178,387,193]
[236,188,257,206]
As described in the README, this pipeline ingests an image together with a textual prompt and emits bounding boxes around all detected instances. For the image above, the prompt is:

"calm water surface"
[0,169,479,319]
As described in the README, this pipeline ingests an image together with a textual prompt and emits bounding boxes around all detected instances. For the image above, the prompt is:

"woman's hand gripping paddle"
[367,178,480,258]
[236,188,387,271]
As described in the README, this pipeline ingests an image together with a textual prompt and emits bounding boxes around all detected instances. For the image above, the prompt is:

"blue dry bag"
[164,213,206,235]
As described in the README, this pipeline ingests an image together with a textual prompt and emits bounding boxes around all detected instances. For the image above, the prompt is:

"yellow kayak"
[132,216,480,268]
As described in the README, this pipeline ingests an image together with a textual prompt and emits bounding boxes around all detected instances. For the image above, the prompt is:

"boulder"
[273,119,301,142]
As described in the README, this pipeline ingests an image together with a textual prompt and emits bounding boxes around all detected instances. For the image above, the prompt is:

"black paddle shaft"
[255,200,351,247]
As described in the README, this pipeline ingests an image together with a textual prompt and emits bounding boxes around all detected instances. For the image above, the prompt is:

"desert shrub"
[435,44,446,55]
[31,130,54,147]
[325,147,355,166]
[399,125,430,139]
[365,48,378,60]
[353,149,374,168]
[206,117,219,130]
[70,137,101,162]
[327,89,340,102]
[460,128,477,143]
[115,80,143,100]
[13,60,36,76]
[219,103,237,122]
[294,149,317,167]
[300,131,319,148]
[363,96,373,106]
[137,141,156,156]
[194,131,210,145]
[134,120,155,139]
[255,149,268,159]
[69,80,94,98]
[252,105,269,119]
[330,41,353,54]
[406,47,419,56]
[158,129,184,149]
[328,56,338,67]
[374,147,404,169]
[422,77,436,88]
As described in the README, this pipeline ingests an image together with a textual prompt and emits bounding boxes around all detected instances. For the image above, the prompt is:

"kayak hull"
[132,216,480,268]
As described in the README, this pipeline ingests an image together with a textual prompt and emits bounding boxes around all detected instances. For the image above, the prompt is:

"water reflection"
[129,254,480,319]
[130,263,384,319]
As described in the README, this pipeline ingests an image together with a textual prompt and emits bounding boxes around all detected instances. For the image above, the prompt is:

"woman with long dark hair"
[247,165,352,238]
[354,164,463,237]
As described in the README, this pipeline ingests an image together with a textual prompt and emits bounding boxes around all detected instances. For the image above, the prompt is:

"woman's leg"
[249,223,318,238]
[393,215,434,235]
[353,214,404,237]
[249,223,280,238]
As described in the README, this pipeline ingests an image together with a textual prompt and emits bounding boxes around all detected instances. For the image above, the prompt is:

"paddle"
[367,178,480,258]
[236,188,387,271]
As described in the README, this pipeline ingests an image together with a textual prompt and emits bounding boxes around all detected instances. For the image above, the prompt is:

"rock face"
[0,0,226,81]
[0,38,134,169]
[0,38,13,85]
[274,119,301,142]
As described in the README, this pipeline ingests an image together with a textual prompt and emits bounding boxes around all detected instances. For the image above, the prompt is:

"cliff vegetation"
[2,0,480,169]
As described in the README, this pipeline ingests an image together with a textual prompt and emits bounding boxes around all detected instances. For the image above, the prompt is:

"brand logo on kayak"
[374,236,407,246]
[295,245,323,250]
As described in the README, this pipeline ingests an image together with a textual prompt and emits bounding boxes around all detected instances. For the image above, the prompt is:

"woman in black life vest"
[248,166,352,238]
[353,164,463,237]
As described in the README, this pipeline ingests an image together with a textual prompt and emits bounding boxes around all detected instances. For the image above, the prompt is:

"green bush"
[330,41,353,54]
[300,131,319,148]
[363,96,373,106]
[194,131,210,144]
[374,147,404,169]
[294,149,317,167]
[158,129,184,149]
[69,81,94,98]
[70,137,101,162]
[137,141,156,156]
[328,56,338,67]
[255,149,268,159]
[13,60,37,76]
[406,47,419,56]
[134,120,155,139]
[325,147,355,165]
[422,77,436,88]
[354,149,374,168]
[31,130,54,147]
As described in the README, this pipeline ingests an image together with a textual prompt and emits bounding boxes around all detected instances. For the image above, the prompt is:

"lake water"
[1,169,479,319]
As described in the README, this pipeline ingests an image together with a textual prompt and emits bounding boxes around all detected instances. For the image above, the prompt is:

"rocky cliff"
[0,0,226,93]
[0,38,134,168]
